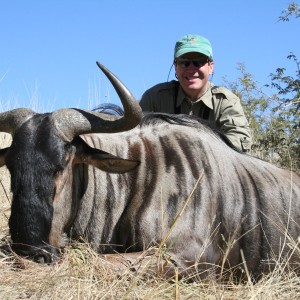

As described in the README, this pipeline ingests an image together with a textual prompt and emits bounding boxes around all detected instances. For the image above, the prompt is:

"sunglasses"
[175,58,209,68]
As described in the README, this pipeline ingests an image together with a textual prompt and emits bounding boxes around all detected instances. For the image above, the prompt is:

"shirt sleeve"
[218,95,252,152]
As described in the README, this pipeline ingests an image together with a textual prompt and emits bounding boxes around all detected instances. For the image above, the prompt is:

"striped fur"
[2,112,300,280]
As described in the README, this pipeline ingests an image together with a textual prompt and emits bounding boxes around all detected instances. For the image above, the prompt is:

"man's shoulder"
[146,80,178,94]
[211,85,240,102]
[140,80,178,112]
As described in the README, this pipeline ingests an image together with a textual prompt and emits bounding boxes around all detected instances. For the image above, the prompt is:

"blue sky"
[0,0,299,112]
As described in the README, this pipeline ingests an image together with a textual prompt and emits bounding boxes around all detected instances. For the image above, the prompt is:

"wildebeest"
[0,62,300,281]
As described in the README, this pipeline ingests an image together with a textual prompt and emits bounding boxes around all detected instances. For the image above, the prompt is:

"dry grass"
[1,132,300,299]
[1,241,300,300]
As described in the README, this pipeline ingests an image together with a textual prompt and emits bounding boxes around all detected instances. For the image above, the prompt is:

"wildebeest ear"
[73,136,140,173]
[88,154,140,173]
[77,150,140,173]
[0,147,9,167]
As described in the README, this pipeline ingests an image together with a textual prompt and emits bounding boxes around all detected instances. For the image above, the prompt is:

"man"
[139,34,252,152]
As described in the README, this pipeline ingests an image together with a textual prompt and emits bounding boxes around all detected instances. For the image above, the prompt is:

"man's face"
[175,52,214,101]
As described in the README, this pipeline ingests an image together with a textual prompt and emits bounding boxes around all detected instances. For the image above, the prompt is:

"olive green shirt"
[139,80,252,152]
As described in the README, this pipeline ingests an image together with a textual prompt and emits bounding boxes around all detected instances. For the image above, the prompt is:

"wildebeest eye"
[64,143,76,161]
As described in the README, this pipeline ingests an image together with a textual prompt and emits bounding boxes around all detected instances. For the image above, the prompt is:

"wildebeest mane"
[143,112,241,152]
[93,103,240,151]
[93,103,124,116]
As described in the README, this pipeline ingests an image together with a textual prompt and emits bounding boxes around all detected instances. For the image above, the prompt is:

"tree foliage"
[278,2,300,22]
[222,2,300,170]
[269,53,300,113]
[223,60,299,170]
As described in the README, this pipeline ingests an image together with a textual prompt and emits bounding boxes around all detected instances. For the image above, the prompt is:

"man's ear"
[208,60,214,74]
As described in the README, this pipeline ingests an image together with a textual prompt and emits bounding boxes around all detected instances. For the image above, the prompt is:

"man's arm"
[218,98,252,152]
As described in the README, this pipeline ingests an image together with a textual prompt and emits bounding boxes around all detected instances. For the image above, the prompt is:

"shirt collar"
[176,82,214,110]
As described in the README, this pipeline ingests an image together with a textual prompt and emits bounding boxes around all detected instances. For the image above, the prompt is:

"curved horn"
[51,62,142,142]
[0,108,35,136]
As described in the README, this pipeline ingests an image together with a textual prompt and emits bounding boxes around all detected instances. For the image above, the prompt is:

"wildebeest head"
[0,63,142,263]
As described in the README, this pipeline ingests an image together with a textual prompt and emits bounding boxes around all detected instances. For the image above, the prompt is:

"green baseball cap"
[174,34,213,59]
